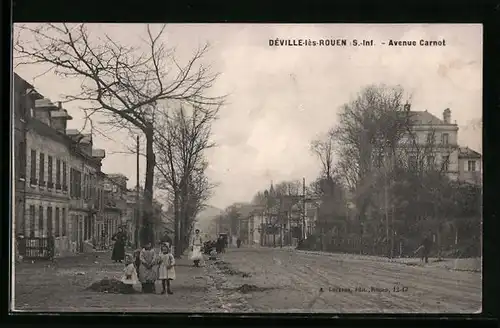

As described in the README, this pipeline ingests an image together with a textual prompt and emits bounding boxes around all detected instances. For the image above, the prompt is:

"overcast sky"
[14,24,482,209]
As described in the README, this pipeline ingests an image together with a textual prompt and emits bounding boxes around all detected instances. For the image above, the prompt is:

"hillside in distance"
[194,205,223,238]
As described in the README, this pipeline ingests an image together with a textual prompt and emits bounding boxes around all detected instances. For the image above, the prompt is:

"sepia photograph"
[10,23,482,313]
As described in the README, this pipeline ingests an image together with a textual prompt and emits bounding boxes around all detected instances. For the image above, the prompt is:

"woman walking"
[190,229,203,267]
[138,242,158,294]
[111,227,127,263]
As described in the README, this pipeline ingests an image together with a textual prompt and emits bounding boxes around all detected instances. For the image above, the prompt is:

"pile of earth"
[85,278,135,294]
[236,284,272,294]
[214,261,251,277]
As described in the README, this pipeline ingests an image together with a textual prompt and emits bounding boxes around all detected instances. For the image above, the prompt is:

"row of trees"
[309,85,481,257]
[15,24,223,256]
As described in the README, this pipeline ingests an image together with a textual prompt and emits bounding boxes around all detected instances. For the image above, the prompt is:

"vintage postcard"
[11,23,482,313]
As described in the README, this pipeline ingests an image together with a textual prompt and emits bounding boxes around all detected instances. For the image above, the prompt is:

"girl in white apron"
[158,244,176,294]
[190,229,203,267]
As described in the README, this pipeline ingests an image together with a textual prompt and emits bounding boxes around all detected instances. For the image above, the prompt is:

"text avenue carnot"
[269,39,447,47]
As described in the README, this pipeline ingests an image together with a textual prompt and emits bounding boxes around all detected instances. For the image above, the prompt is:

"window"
[47,207,53,236]
[30,149,37,185]
[39,153,45,186]
[442,155,449,172]
[56,159,61,190]
[19,141,26,179]
[70,169,82,199]
[85,174,90,200]
[55,207,60,237]
[62,162,67,191]
[468,160,476,172]
[100,188,104,210]
[38,205,44,236]
[70,168,74,197]
[96,189,100,210]
[62,208,66,236]
[442,133,449,145]
[426,132,434,144]
[47,156,53,188]
[75,170,82,198]
[29,205,35,237]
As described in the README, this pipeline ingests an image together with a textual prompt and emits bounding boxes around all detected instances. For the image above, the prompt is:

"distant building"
[458,147,482,185]
[123,188,168,247]
[100,173,128,248]
[399,106,481,185]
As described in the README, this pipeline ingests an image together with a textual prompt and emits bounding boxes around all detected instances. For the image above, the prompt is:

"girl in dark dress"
[111,227,127,263]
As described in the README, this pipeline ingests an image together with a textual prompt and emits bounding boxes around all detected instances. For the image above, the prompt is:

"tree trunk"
[141,127,155,246]
[174,192,182,258]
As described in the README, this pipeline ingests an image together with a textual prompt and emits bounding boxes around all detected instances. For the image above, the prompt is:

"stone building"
[13,74,42,240]
[65,130,106,253]
[14,73,107,256]
[100,173,129,248]
[399,106,481,185]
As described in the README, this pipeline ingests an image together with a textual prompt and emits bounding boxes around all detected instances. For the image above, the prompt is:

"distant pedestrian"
[421,235,432,264]
[237,237,242,248]
[216,236,222,254]
[111,227,127,263]
[138,242,157,294]
[157,244,175,295]
[121,254,138,294]
[190,229,203,267]
[160,231,173,248]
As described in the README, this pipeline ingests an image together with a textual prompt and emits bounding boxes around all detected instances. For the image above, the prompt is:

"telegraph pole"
[302,177,306,240]
[135,135,140,249]
[384,146,390,258]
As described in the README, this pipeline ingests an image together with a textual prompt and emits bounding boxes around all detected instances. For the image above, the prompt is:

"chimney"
[443,108,451,124]
[50,102,73,133]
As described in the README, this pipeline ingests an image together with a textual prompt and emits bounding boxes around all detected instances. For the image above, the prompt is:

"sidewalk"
[291,249,481,272]
[13,251,222,312]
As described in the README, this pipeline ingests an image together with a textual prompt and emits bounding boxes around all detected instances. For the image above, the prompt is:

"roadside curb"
[293,249,481,272]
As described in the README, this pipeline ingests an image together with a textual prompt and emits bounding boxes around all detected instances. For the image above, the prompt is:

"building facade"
[100,173,129,247]
[401,107,481,185]
[14,73,107,257]
[13,74,42,241]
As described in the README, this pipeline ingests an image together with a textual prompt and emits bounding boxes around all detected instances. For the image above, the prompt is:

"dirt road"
[13,251,220,312]
[205,247,481,313]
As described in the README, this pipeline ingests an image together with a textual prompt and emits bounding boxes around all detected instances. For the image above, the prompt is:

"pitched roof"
[34,98,59,110]
[408,111,446,125]
[458,147,481,159]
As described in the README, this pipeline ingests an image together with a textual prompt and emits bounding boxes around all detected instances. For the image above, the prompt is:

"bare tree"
[155,102,218,257]
[14,23,224,245]
[310,133,335,180]
[331,84,410,221]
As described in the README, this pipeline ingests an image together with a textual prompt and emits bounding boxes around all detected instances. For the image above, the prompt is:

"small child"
[121,255,138,294]
[158,244,176,294]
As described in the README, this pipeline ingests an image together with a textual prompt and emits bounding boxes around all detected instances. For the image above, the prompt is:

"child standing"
[158,244,176,295]
[121,254,138,294]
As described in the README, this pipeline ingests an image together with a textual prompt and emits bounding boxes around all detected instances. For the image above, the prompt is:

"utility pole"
[302,177,306,240]
[280,197,283,248]
[384,147,390,258]
[135,135,140,249]
[391,205,395,258]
